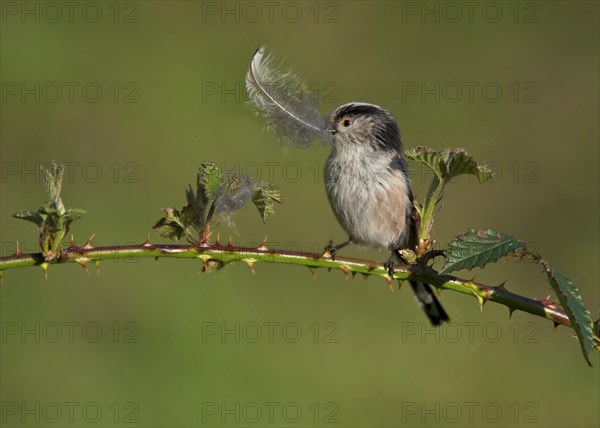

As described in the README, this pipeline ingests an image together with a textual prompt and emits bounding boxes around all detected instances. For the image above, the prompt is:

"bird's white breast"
[324,147,412,250]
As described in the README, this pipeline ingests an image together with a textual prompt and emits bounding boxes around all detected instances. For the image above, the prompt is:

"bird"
[324,102,449,325]
[246,47,449,325]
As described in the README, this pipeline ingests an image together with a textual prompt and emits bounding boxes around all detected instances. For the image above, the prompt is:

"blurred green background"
[1,1,598,427]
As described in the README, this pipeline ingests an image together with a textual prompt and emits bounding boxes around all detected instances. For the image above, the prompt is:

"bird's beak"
[328,126,337,135]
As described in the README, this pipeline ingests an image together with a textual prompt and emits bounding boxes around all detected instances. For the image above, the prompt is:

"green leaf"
[543,263,595,366]
[443,149,493,183]
[252,183,282,223]
[198,162,225,201]
[406,146,493,184]
[153,208,187,241]
[405,146,445,180]
[63,208,86,223]
[13,210,43,226]
[442,227,596,364]
[399,249,417,265]
[439,229,525,274]
[12,161,84,258]
[44,161,66,214]
[180,204,199,229]
[155,163,283,240]
[39,202,63,232]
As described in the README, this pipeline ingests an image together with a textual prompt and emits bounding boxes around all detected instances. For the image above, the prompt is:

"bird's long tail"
[409,281,449,326]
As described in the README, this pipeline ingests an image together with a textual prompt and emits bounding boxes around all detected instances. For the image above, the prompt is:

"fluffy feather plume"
[245,46,327,148]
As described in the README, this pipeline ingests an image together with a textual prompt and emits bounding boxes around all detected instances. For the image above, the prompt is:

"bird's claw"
[384,258,395,277]
[323,240,337,261]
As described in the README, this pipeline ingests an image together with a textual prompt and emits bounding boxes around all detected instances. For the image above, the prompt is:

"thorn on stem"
[76,258,91,275]
[200,223,211,247]
[384,275,393,291]
[477,295,485,313]
[142,233,152,247]
[40,262,49,279]
[508,307,515,319]
[200,259,222,273]
[14,241,21,257]
[83,234,95,249]
[495,281,507,291]
[340,265,350,280]
[242,258,256,274]
[256,236,268,252]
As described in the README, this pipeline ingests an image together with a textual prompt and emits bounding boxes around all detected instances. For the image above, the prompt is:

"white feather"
[245,47,326,148]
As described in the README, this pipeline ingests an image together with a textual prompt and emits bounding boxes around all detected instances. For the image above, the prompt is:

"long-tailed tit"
[246,47,449,325]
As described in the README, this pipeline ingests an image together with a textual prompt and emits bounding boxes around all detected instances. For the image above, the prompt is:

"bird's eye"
[341,117,351,127]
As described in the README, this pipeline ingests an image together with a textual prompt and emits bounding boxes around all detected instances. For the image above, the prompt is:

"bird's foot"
[322,240,338,261]
[322,239,352,261]
[384,257,395,277]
